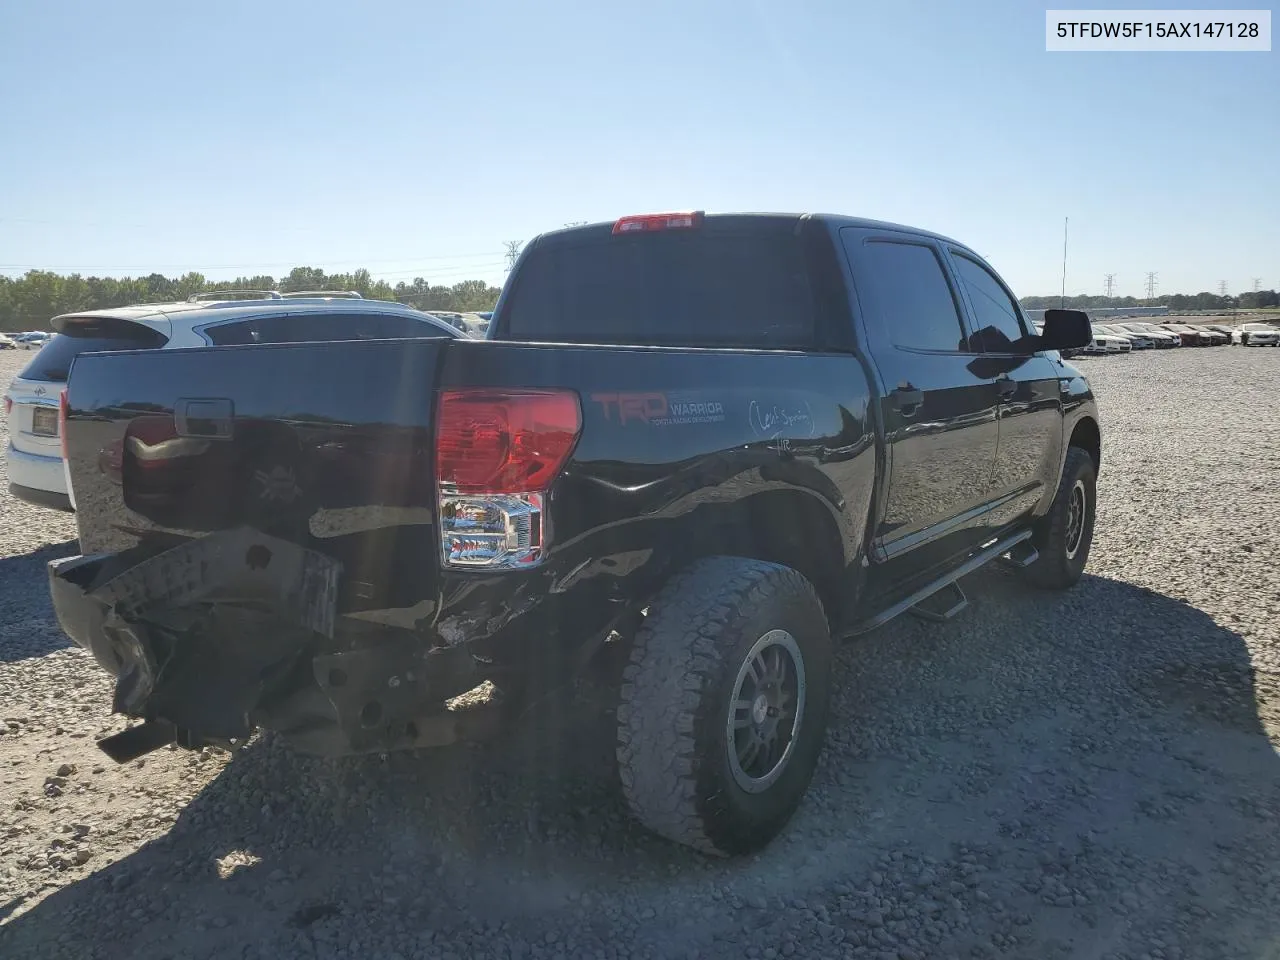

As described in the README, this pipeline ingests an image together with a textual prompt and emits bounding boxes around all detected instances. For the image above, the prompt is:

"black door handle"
[890,387,924,414]
[996,376,1016,398]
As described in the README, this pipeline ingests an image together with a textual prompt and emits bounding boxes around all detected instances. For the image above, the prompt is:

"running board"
[840,529,1033,640]
[909,581,968,622]
[997,540,1040,570]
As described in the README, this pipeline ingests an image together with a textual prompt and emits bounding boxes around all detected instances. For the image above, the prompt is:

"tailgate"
[6,377,63,460]
[64,338,447,611]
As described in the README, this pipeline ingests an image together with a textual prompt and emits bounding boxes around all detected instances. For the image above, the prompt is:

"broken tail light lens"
[435,389,581,569]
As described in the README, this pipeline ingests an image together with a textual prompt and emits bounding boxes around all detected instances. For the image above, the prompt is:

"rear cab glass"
[18,318,169,383]
[498,219,820,349]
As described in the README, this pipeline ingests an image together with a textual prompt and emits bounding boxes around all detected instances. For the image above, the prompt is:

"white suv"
[4,292,464,511]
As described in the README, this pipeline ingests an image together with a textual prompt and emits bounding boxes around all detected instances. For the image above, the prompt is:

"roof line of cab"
[528,212,974,257]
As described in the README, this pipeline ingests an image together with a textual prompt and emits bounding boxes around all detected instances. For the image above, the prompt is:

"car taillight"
[612,211,704,234]
[59,390,69,461]
[3,395,11,417]
[435,388,581,569]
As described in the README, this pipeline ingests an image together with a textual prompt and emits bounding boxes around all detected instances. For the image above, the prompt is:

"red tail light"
[59,390,69,461]
[612,211,704,235]
[436,389,581,494]
[435,389,581,569]
[3,395,11,417]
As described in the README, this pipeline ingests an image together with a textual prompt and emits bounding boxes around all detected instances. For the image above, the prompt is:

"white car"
[0,333,16,350]
[1115,322,1180,348]
[1085,333,1131,355]
[1238,323,1280,346]
[4,291,465,511]
[1094,323,1154,349]
[14,332,52,350]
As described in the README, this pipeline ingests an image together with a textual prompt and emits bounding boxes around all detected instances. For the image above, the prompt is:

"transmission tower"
[1253,277,1262,293]
[1103,274,1116,301]
[503,240,523,273]
[1144,272,1158,302]
[1218,280,1228,297]
[563,221,588,228]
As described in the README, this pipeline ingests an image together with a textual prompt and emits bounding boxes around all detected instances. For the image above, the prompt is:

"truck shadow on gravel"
[0,538,78,663]
[3,569,1278,959]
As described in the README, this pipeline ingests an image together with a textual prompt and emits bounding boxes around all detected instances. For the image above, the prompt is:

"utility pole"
[1144,271,1158,303]
[1104,273,1116,302]
[1059,217,1068,308]
[503,240,523,273]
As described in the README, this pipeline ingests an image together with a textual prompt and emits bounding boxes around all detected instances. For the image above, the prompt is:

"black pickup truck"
[49,212,1098,857]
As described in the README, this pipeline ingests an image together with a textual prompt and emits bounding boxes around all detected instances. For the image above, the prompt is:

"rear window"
[18,321,169,382]
[501,229,817,348]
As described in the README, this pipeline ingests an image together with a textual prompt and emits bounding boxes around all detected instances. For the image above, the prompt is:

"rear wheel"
[1023,446,1096,590]
[615,557,832,857]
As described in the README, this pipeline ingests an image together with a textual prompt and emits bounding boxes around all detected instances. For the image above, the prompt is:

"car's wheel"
[616,557,832,857]
[1023,445,1097,590]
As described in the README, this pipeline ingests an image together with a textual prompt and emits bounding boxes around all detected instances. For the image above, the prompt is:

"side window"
[203,313,451,345]
[849,239,969,353]
[203,315,302,345]
[949,254,1029,353]
[203,319,265,345]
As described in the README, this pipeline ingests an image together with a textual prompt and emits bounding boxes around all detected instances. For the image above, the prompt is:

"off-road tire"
[615,557,832,857]
[1024,445,1096,590]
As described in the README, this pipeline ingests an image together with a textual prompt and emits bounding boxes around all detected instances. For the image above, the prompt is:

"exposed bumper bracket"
[97,719,180,764]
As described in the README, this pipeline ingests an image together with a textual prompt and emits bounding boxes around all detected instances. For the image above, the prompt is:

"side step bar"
[840,529,1033,640]
[909,581,968,622]
[997,539,1040,570]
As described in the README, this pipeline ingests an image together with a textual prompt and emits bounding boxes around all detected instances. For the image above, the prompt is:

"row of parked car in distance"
[0,331,53,351]
[1032,318,1280,356]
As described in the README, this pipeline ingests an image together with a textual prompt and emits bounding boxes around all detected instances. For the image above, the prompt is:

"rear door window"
[18,321,169,383]
[501,227,817,349]
[203,312,457,345]
[845,237,971,353]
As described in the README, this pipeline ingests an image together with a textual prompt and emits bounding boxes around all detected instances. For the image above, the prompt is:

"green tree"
[10,271,63,329]
[0,266,495,331]
[174,272,208,301]
[451,279,494,310]
[280,267,327,292]
[140,273,175,303]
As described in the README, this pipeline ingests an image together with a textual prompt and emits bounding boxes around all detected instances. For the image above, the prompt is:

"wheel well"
[702,492,849,620]
[1069,417,1100,471]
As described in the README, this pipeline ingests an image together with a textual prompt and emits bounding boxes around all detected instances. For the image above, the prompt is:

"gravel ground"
[1,346,1278,960]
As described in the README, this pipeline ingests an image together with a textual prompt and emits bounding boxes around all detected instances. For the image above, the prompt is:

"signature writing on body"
[748,400,815,454]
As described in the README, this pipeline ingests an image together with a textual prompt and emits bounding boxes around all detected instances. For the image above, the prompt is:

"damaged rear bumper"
[48,527,495,762]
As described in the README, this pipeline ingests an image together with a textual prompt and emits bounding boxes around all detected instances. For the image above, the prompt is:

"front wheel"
[615,557,832,857]
[1023,446,1097,590]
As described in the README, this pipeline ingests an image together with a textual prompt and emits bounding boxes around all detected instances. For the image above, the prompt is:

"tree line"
[0,267,503,332]
[3,265,1274,334]
[1020,290,1279,312]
